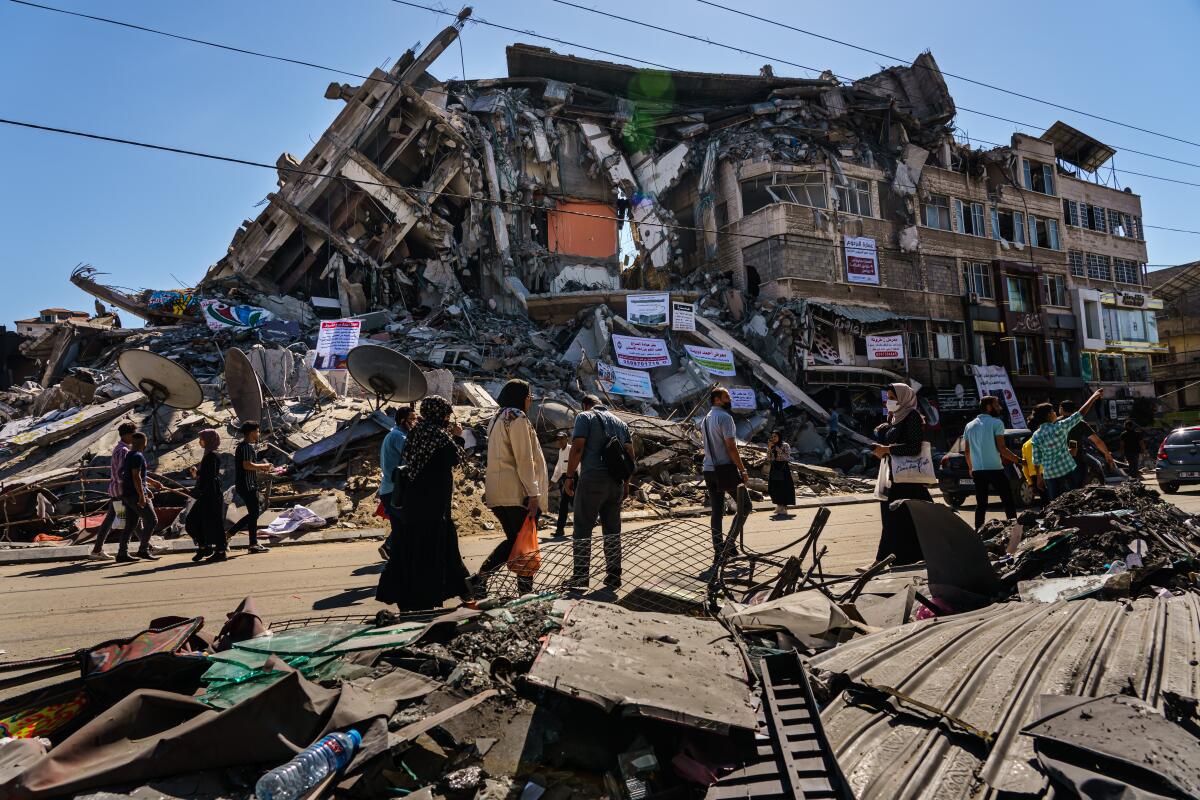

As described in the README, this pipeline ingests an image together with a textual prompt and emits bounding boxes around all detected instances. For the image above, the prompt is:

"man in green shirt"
[1029,389,1105,501]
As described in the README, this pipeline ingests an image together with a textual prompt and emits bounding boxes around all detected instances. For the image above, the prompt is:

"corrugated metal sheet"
[810,301,899,325]
[809,595,1200,799]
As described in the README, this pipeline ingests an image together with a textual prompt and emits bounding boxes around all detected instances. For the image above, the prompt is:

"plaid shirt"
[1030,411,1082,480]
[107,441,130,498]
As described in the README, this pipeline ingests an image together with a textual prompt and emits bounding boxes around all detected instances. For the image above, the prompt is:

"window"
[1063,199,1082,227]
[1022,158,1056,195]
[963,261,994,299]
[954,199,986,236]
[1040,274,1068,307]
[931,321,964,360]
[1126,356,1150,382]
[1012,336,1039,375]
[740,176,773,216]
[1006,275,1035,313]
[1131,215,1144,240]
[906,322,929,358]
[878,179,905,221]
[1028,216,1061,250]
[1087,253,1112,281]
[1090,204,1108,233]
[995,209,1025,245]
[1048,339,1077,377]
[740,172,828,215]
[1108,209,1123,236]
[836,178,871,216]
[1068,250,1085,277]
[1098,354,1124,382]
[1114,258,1140,285]
[773,172,828,208]
[922,194,952,230]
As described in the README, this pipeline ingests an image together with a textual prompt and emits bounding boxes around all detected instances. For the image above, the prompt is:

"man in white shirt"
[551,431,572,537]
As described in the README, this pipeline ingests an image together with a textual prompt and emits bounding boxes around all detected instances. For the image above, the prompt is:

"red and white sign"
[866,334,903,360]
[844,235,880,285]
[314,319,362,370]
[612,334,672,369]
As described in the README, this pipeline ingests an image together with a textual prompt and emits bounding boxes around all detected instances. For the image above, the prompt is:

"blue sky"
[1,0,1195,327]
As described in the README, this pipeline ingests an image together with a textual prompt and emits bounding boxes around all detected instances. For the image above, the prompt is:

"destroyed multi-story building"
[59,12,1160,438]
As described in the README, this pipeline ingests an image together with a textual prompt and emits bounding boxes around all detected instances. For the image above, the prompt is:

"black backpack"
[591,411,635,482]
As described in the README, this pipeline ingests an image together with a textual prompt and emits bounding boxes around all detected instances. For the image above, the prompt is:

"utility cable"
[694,0,1200,151]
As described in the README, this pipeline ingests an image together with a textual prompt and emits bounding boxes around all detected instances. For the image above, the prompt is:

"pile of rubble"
[980,483,1200,597]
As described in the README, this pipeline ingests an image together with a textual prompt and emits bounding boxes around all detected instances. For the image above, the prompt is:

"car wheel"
[1161,482,1180,494]
[944,493,966,508]
[1015,480,1035,507]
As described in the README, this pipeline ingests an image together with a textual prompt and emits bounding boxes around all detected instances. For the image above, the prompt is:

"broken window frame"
[1040,273,1069,307]
[994,208,1026,245]
[954,199,986,237]
[1063,199,1082,227]
[930,320,964,360]
[1022,158,1056,195]
[922,194,952,231]
[835,177,872,217]
[774,172,828,209]
[1029,216,1061,250]
[962,261,994,299]
[905,321,930,359]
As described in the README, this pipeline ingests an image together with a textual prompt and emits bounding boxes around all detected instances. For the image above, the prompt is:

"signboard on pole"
[844,235,880,285]
[612,335,672,369]
[866,334,904,360]
[671,301,696,332]
[626,293,670,326]
[729,388,757,410]
[684,345,737,376]
[314,319,362,370]
[973,365,1024,427]
[598,364,655,400]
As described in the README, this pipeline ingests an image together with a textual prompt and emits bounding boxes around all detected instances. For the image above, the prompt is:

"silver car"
[1155,427,1200,494]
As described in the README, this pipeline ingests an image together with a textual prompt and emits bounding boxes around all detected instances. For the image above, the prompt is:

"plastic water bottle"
[255,730,361,800]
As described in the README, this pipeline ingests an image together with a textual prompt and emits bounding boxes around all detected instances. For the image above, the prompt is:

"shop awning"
[810,301,901,324]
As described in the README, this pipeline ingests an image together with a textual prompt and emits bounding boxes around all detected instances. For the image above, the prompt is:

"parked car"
[938,429,1035,509]
[1155,426,1200,494]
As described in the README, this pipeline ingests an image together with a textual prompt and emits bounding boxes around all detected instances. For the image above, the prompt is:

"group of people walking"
[86,420,275,563]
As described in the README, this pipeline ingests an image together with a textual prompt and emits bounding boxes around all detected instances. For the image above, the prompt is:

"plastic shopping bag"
[506,515,541,577]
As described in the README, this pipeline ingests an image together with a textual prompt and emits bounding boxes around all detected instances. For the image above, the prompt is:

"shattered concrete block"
[423,368,454,402]
[632,143,689,198]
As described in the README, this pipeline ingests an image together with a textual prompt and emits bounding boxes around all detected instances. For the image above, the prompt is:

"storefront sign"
[314,319,362,370]
[684,345,737,376]
[671,301,696,332]
[1102,291,1164,310]
[866,334,904,360]
[972,365,1024,427]
[626,293,670,326]
[844,236,880,285]
[729,388,757,410]
[598,364,655,400]
[612,335,672,369]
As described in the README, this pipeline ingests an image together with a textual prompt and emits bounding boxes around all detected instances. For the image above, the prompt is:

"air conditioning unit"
[968,292,981,305]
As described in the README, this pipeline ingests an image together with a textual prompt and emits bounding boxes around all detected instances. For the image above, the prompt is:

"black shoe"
[135,550,161,561]
[247,544,269,554]
[192,549,211,562]
[603,575,622,590]
[207,551,228,562]
[114,552,137,564]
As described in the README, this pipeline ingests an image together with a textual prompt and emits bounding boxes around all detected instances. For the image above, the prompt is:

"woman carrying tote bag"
[871,383,933,565]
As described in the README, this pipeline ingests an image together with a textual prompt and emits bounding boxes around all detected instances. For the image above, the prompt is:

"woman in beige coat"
[478,379,548,593]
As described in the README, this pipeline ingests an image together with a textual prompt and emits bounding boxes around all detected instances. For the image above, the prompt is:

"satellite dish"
[224,347,264,423]
[346,345,426,410]
[118,350,203,410]
[118,349,203,451]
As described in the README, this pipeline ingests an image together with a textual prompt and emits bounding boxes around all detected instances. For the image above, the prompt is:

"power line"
[547,0,1200,173]
[693,0,1200,152]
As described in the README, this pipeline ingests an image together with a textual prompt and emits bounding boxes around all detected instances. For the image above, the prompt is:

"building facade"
[13,308,89,339]
[1148,262,1200,422]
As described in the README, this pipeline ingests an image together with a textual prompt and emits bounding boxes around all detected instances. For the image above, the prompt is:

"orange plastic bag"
[506,515,541,577]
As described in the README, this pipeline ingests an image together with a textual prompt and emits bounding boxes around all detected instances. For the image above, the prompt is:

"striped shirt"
[1030,412,1083,480]
[107,441,130,498]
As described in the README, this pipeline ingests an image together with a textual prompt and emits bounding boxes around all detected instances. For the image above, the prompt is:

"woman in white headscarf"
[871,383,930,565]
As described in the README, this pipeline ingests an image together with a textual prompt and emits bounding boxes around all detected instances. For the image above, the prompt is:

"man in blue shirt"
[827,408,841,452]
[378,406,416,560]
[962,396,1023,531]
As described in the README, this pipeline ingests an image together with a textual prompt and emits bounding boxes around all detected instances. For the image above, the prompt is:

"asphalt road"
[4,481,1199,662]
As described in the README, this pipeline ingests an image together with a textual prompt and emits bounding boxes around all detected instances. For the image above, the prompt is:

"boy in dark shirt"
[226,422,275,555]
[1120,421,1146,474]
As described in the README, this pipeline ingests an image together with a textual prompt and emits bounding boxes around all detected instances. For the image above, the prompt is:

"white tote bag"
[872,457,891,500]
[889,442,937,485]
